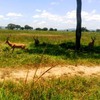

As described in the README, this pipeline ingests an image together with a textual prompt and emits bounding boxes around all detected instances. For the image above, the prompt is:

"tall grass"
[0,76,100,100]
[0,30,100,100]
[0,30,100,67]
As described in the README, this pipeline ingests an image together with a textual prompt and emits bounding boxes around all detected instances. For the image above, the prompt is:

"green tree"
[96,29,100,32]
[20,27,24,30]
[49,28,57,31]
[24,25,33,30]
[81,27,89,32]
[15,25,21,30]
[6,23,16,30]
[35,27,42,31]
[42,27,48,31]
[49,28,54,31]
[54,28,57,31]
[76,0,82,50]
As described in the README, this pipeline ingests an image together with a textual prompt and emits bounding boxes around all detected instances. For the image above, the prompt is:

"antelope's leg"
[12,48,14,53]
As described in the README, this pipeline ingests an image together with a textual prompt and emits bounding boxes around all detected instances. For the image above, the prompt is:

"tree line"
[5,23,57,31]
[6,23,33,30]
[1,23,99,32]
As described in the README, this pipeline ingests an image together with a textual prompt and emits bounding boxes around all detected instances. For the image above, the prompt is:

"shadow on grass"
[26,42,100,60]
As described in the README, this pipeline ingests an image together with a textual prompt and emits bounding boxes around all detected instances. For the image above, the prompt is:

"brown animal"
[5,37,26,52]
[33,37,39,46]
[88,37,96,48]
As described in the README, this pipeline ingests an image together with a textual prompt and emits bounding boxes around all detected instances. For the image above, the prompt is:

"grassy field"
[0,29,100,100]
[0,76,100,100]
[0,29,100,67]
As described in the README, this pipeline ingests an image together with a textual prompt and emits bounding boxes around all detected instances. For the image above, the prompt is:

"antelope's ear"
[5,37,8,43]
[6,34,11,40]
[33,36,36,40]
[6,36,10,41]
[91,36,96,40]
[91,37,93,40]
[7,37,9,40]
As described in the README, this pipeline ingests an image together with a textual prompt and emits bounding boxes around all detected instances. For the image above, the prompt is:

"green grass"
[0,29,100,100]
[0,29,100,67]
[0,76,100,100]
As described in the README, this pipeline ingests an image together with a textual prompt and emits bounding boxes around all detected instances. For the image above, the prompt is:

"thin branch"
[24,70,29,84]
[33,45,47,80]
[34,65,55,83]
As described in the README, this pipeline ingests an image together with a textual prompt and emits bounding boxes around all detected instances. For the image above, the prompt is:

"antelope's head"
[5,37,10,44]
[91,37,96,43]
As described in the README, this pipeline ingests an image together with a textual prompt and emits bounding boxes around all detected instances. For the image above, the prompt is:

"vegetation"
[6,23,33,30]
[4,23,57,31]
[0,76,100,100]
[0,29,100,67]
[0,29,100,99]
[0,1,99,99]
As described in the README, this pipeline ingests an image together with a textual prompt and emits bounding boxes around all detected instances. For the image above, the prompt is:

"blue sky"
[0,0,100,29]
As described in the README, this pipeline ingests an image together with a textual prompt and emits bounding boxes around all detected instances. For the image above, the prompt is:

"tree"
[81,27,89,32]
[6,23,16,30]
[49,28,57,31]
[15,25,21,30]
[76,0,82,50]
[35,28,42,31]
[96,29,100,32]
[49,28,54,31]
[54,28,57,31]
[20,27,24,30]
[24,25,33,30]
[42,27,48,31]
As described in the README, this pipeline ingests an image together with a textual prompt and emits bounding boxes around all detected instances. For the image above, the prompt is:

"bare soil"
[0,65,100,82]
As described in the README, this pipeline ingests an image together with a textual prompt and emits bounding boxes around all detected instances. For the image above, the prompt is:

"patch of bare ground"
[0,65,100,82]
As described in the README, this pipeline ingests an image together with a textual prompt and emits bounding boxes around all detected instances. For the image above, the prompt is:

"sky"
[0,0,100,30]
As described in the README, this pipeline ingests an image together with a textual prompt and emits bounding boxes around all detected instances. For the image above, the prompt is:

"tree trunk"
[76,0,82,50]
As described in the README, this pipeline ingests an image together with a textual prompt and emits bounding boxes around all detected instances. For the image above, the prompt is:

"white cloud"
[65,10,100,22]
[33,15,40,18]
[32,9,100,29]
[33,10,76,23]
[33,10,63,22]
[0,15,9,20]
[1,9,99,29]
[33,20,38,23]
[35,9,42,12]
[6,12,23,17]
[32,10,76,29]
[66,10,76,19]
[82,10,100,21]
[0,15,4,19]
[38,21,46,25]
[32,20,47,28]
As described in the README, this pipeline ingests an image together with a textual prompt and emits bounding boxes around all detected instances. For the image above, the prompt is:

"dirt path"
[0,65,100,82]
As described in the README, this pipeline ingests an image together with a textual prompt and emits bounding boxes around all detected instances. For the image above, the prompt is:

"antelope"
[88,37,96,48]
[5,37,26,53]
[33,37,39,46]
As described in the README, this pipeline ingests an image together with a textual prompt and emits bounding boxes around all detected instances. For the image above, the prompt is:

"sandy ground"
[0,65,100,82]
